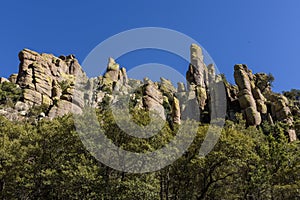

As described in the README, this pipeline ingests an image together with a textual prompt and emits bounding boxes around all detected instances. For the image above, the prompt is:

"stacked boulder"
[185,44,219,122]
[101,57,128,93]
[142,79,166,120]
[234,64,263,126]
[264,91,297,141]
[0,46,298,141]
[16,49,87,118]
[186,44,208,111]
[233,64,297,141]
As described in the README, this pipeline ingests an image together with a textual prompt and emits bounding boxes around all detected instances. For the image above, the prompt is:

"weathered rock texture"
[233,64,296,141]
[16,49,87,118]
[234,64,262,126]
[0,45,298,141]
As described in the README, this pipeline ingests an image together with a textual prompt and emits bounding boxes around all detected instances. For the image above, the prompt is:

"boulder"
[48,100,82,119]
[234,64,252,91]
[15,101,29,112]
[245,107,262,126]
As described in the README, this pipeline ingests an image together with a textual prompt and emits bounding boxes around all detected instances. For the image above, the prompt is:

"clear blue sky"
[0,0,299,92]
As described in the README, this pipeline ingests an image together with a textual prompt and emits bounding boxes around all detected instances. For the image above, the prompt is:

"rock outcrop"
[101,57,128,93]
[0,45,298,141]
[142,79,165,120]
[15,49,87,118]
[234,64,262,126]
[233,64,296,141]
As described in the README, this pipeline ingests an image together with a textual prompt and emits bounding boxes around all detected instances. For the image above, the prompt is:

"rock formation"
[232,64,297,141]
[142,79,165,120]
[15,49,87,118]
[0,45,298,141]
[234,64,262,126]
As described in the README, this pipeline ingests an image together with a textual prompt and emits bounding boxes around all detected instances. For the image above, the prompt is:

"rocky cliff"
[0,45,298,141]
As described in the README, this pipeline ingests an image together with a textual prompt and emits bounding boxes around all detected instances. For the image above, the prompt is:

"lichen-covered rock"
[185,44,210,113]
[102,57,128,92]
[207,64,216,87]
[15,101,29,112]
[255,73,271,92]
[15,49,87,118]
[238,91,256,108]
[0,47,297,142]
[196,86,207,110]
[244,106,261,126]
[17,49,86,98]
[234,64,262,126]
[256,99,267,114]
[288,129,297,142]
[172,96,181,124]
[0,107,25,121]
[48,100,82,119]
[159,77,176,101]
[51,80,62,100]
[23,89,42,105]
[143,82,165,120]
[234,65,252,91]
[186,44,208,88]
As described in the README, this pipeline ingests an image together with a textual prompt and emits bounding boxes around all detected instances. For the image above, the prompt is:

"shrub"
[0,82,23,107]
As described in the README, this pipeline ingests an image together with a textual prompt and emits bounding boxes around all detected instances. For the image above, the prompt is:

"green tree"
[0,82,23,107]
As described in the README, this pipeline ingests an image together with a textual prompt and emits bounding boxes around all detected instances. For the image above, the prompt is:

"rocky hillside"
[0,44,299,141]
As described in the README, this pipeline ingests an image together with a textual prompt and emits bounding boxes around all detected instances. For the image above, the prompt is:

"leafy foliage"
[283,89,300,101]
[0,110,299,199]
[0,82,23,107]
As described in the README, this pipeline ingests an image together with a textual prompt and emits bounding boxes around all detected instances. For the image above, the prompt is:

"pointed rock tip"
[108,57,116,65]
[19,48,39,56]
[107,57,119,71]
[234,64,248,71]
[190,43,202,52]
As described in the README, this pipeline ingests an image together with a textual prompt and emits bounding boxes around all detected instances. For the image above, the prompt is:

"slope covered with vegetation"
[0,107,299,199]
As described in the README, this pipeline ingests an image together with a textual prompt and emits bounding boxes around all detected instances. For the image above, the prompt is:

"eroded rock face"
[15,49,87,118]
[143,80,165,120]
[234,64,262,126]
[172,97,181,124]
[186,44,207,88]
[0,47,298,142]
[17,49,86,102]
[48,100,82,119]
[186,44,210,117]
[233,64,297,141]
[102,57,128,93]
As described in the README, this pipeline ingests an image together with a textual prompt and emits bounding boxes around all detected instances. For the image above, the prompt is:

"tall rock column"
[186,44,208,117]
[234,64,261,126]
[143,80,165,120]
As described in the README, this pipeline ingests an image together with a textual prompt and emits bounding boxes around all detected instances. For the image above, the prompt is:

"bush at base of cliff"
[0,82,23,107]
